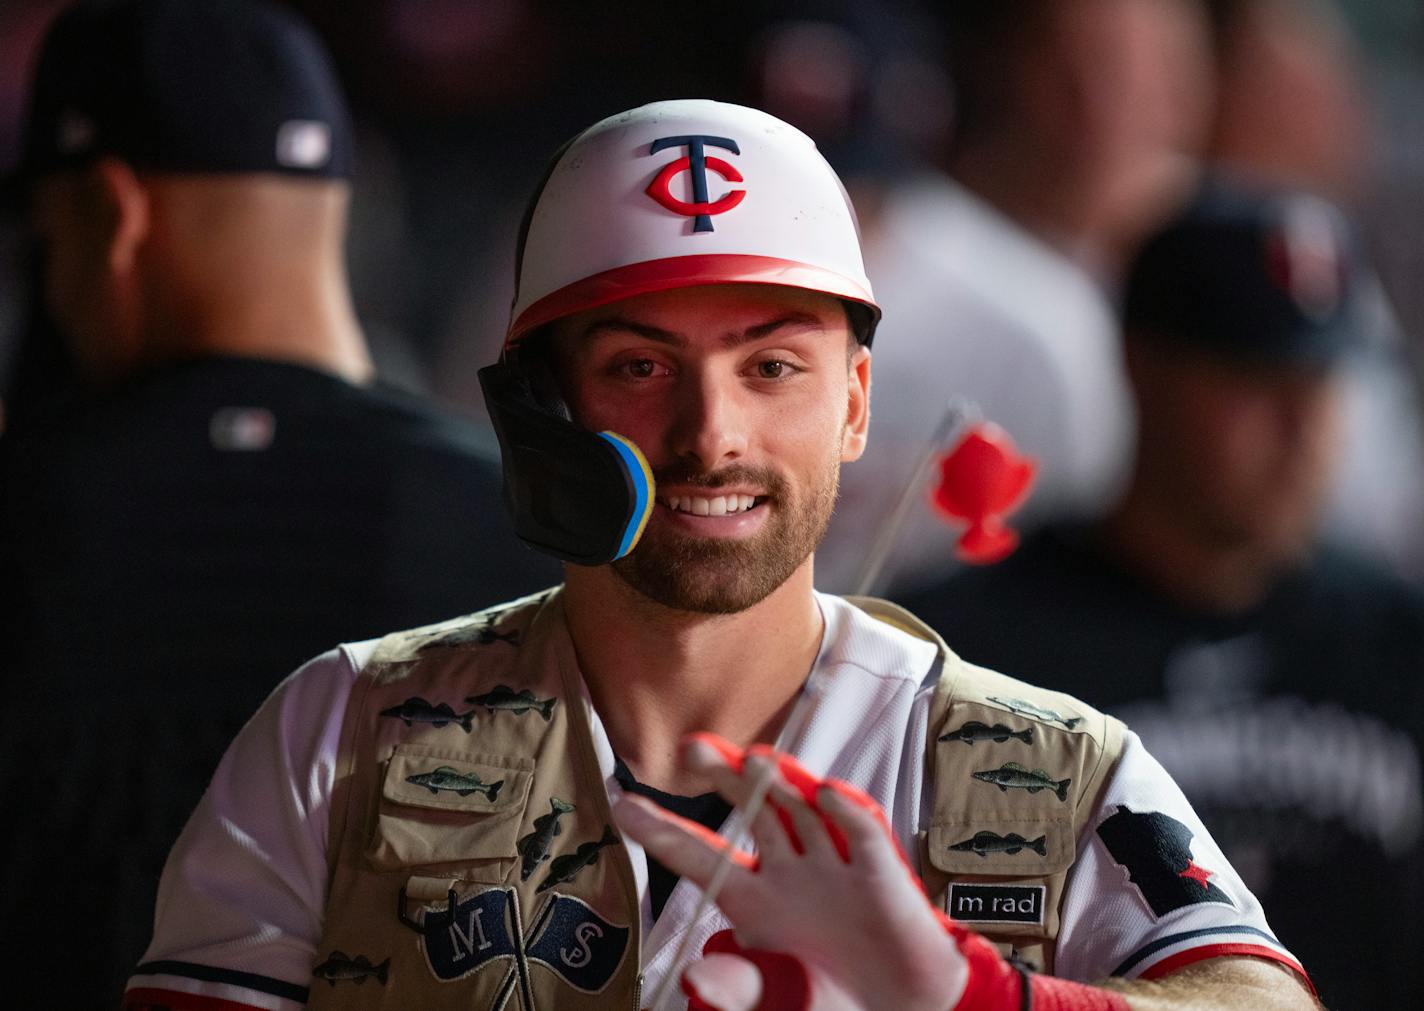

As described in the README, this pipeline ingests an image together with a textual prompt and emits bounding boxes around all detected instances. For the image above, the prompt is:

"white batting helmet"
[506,98,880,346]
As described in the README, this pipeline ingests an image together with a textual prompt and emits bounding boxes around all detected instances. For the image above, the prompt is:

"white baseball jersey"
[125,593,1303,1009]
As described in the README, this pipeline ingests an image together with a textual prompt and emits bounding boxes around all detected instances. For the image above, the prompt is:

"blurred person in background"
[815,0,1217,595]
[902,184,1424,1008]
[1206,0,1424,578]
[0,0,69,427]
[0,0,554,1003]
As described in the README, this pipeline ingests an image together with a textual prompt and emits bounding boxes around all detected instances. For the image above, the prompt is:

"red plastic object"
[930,423,1037,565]
[681,930,813,1011]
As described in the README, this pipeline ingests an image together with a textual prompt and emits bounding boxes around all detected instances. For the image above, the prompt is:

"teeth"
[665,494,759,515]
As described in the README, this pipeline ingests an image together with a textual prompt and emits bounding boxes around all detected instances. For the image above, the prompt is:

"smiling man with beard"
[127,102,1318,1011]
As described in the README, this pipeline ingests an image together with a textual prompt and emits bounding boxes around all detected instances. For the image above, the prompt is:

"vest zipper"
[633,971,644,1010]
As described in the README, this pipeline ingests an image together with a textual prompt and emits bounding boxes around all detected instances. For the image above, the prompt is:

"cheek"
[1210,402,1277,482]
[766,395,848,472]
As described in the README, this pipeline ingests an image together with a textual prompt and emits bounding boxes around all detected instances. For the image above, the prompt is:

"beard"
[611,454,841,615]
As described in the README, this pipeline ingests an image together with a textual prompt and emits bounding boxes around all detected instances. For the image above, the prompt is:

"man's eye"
[622,359,658,379]
[757,360,788,379]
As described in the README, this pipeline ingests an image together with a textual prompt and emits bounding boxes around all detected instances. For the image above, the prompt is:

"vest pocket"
[367,743,534,883]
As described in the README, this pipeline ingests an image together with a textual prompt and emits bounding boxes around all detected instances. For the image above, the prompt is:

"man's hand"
[613,733,968,1011]
[615,734,1315,1011]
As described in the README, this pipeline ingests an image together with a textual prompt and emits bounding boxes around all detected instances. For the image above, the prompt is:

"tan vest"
[309,590,1123,1008]
[851,598,1126,976]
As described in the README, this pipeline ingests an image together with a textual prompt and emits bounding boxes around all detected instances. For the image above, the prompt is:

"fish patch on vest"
[1096,805,1234,918]
[986,696,1082,730]
[938,720,1033,746]
[379,696,476,732]
[466,685,557,721]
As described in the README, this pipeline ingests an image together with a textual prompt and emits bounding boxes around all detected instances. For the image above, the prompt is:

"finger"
[683,732,747,774]
[815,780,914,875]
[747,746,852,861]
[611,795,756,888]
[732,754,801,860]
[747,745,820,805]
[689,742,783,813]
[765,775,838,864]
[749,791,800,864]
[682,953,764,1011]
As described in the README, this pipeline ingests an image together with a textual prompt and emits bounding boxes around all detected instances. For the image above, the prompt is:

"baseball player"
[125,101,1318,1011]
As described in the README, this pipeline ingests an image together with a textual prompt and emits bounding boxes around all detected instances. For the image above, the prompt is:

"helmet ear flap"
[513,339,573,422]
[478,361,653,566]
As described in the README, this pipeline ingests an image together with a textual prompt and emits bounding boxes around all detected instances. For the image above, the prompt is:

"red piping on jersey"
[1139,943,1315,995]
[506,254,880,346]
[122,987,267,1011]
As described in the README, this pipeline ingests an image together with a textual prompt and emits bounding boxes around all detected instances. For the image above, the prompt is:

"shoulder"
[818,593,943,689]
[128,642,374,1007]
[1292,546,1424,624]
[1056,731,1307,985]
[838,591,1117,738]
[887,176,1111,333]
[359,591,556,667]
[327,379,496,458]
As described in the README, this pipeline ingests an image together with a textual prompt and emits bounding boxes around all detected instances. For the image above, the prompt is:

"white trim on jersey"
[126,594,1302,1008]
[123,968,304,1011]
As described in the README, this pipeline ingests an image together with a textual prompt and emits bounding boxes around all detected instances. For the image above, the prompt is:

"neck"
[1100,483,1284,615]
[562,559,824,795]
[146,255,373,383]
[136,179,375,384]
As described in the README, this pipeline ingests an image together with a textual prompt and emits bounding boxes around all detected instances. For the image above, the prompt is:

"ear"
[841,344,871,462]
[92,157,149,276]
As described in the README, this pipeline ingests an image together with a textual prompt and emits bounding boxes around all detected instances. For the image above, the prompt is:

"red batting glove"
[622,734,1130,1011]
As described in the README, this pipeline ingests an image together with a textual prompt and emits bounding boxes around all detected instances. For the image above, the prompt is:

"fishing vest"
[309,589,1124,1009]
[852,597,1126,977]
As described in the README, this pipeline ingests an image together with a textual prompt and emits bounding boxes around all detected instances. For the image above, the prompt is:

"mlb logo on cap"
[276,120,334,170]
[1265,195,1348,323]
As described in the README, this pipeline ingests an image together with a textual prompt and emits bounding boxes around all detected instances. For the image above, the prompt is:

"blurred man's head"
[943,0,1215,264]
[1122,183,1363,567]
[1206,0,1369,203]
[15,0,356,383]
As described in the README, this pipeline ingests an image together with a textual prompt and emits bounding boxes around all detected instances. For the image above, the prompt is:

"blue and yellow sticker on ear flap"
[597,431,654,559]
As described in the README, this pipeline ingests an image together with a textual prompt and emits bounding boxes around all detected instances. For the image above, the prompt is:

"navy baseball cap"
[1124,180,1368,367]
[5,0,352,203]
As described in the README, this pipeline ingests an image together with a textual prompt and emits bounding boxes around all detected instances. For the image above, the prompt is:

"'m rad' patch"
[948,883,1046,925]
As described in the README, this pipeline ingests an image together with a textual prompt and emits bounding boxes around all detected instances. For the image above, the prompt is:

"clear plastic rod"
[852,398,979,597]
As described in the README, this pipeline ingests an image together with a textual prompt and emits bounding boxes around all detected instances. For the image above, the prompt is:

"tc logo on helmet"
[645,135,746,233]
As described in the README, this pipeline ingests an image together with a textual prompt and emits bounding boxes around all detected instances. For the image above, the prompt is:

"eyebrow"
[581,311,827,350]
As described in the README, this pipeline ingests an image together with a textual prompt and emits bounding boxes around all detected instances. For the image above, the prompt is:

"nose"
[667,367,749,470]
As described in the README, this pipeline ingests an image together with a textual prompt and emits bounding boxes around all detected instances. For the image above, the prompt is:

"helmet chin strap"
[479,357,654,566]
